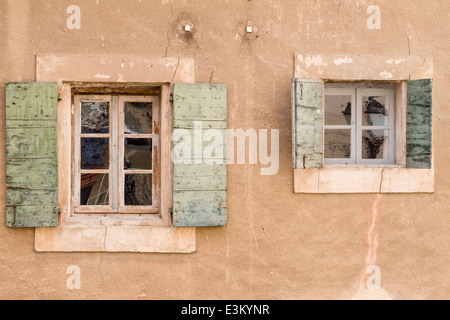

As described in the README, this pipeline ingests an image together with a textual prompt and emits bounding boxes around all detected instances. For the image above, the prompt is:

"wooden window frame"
[73,94,160,215]
[118,96,160,214]
[73,95,114,213]
[60,83,176,228]
[64,83,171,227]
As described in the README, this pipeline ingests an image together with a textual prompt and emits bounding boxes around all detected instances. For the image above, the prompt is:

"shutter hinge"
[58,208,62,214]
[168,208,173,213]
[57,88,63,101]
[169,95,174,101]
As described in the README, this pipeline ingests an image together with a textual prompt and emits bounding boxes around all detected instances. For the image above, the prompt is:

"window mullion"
[152,97,160,209]
[111,96,119,211]
[389,90,396,164]
[355,88,362,164]
[73,96,81,209]
[117,96,125,211]
[351,88,357,164]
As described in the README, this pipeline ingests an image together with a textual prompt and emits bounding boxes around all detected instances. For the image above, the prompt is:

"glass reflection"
[81,138,109,169]
[80,174,109,206]
[124,102,153,134]
[124,138,152,170]
[324,130,351,159]
[81,102,109,133]
[362,96,388,126]
[124,174,152,206]
[362,130,388,159]
[325,95,352,126]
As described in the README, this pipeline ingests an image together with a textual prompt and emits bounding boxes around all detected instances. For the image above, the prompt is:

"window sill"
[35,224,196,253]
[294,166,434,194]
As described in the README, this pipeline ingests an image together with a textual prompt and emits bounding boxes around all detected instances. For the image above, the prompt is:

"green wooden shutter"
[406,79,433,169]
[292,78,324,169]
[6,82,58,227]
[173,83,227,227]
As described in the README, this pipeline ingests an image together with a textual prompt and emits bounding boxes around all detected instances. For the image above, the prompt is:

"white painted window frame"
[324,84,396,166]
[356,87,395,165]
[324,87,356,165]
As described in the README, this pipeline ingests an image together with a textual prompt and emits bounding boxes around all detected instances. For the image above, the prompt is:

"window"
[5,53,228,252]
[291,53,434,194]
[73,95,160,214]
[324,84,396,165]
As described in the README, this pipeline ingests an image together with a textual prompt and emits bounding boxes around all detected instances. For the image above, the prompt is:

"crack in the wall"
[337,0,342,15]
[96,220,109,297]
[165,25,171,57]
[391,13,411,56]
[99,219,107,250]
[355,168,385,295]
[406,35,411,56]
[164,0,174,57]
[170,56,181,86]
[209,67,215,83]
[104,225,108,251]
[98,245,109,298]
[359,193,382,289]
[409,57,427,80]
[353,193,392,299]
[379,168,384,193]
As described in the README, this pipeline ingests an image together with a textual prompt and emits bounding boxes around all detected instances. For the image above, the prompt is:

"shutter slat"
[174,163,227,191]
[6,82,58,227]
[292,78,324,169]
[406,79,432,169]
[174,120,227,129]
[6,127,57,159]
[172,84,227,227]
[173,191,227,227]
[175,128,227,159]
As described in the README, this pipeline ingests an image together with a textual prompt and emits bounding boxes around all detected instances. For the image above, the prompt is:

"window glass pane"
[325,129,351,159]
[80,174,109,206]
[362,130,389,159]
[81,102,109,133]
[362,96,389,126]
[325,95,352,125]
[125,174,152,206]
[81,138,109,169]
[124,138,152,170]
[124,102,153,134]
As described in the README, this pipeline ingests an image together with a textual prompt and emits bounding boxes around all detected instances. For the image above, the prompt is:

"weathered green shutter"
[6,82,58,227]
[406,79,433,169]
[292,78,324,169]
[173,83,227,227]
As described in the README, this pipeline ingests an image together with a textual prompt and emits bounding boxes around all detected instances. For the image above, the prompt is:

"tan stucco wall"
[1,0,449,300]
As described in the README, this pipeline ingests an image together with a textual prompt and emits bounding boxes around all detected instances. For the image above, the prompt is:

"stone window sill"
[294,166,434,194]
[35,224,196,253]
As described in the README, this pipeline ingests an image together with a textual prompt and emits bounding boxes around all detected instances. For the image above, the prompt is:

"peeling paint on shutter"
[173,84,227,227]
[6,82,58,227]
[292,78,324,169]
[406,79,432,169]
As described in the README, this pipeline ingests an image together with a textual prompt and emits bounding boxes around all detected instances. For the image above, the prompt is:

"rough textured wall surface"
[0,0,449,299]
